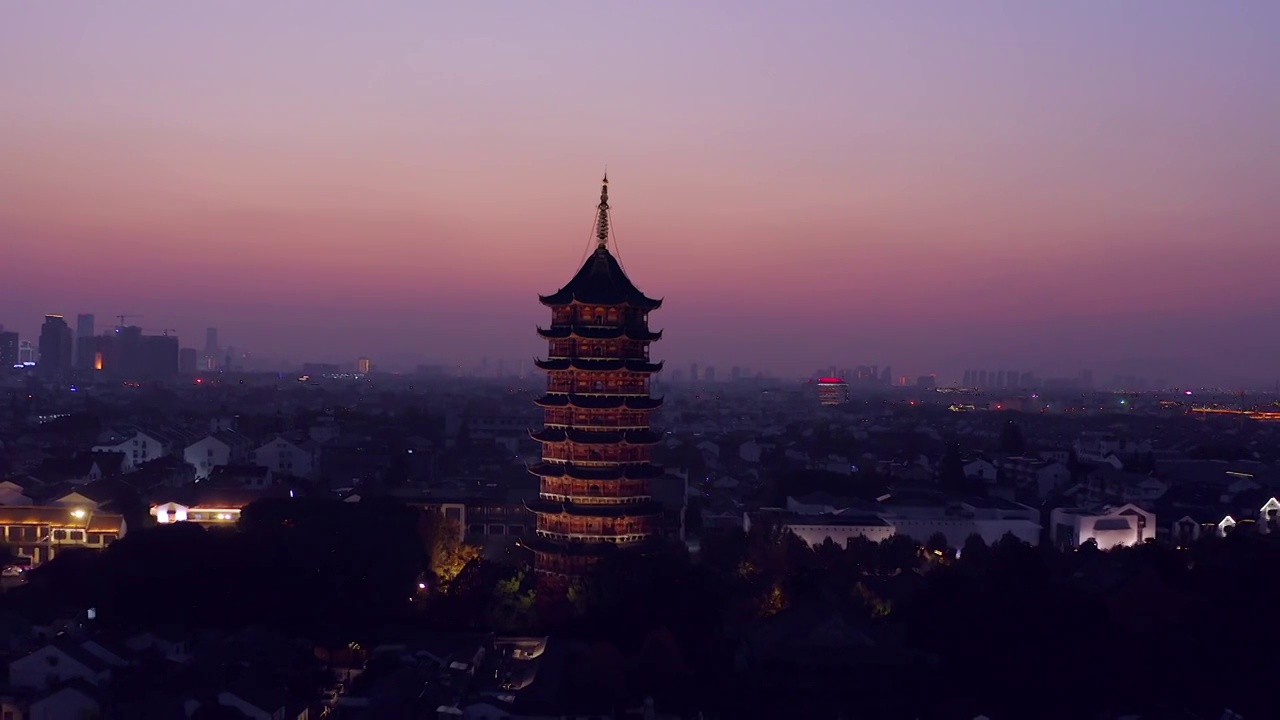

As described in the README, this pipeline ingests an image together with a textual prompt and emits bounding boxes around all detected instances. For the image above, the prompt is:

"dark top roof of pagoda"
[539,246,662,309]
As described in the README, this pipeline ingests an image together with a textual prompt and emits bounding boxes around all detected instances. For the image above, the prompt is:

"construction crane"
[115,314,143,329]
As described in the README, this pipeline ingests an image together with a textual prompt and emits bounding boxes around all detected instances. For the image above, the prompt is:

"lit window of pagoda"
[527,175,664,582]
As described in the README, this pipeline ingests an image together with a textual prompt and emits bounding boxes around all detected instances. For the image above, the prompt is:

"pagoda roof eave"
[535,358,664,373]
[534,394,664,410]
[537,326,663,342]
[538,246,662,309]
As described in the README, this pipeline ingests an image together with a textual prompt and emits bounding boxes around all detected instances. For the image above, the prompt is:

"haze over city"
[2,2,1277,385]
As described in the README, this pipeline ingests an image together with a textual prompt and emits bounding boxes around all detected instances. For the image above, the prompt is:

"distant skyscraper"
[357,357,372,374]
[0,328,18,369]
[978,370,988,387]
[963,370,974,387]
[1007,370,1019,389]
[18,340,36,364]
[996,370,1006,388]
[179,348,198,374]
[38,315,73,375]
[730,366,741,382]
[74,314,94,368]
[705,366,716,383]
[816,376,849,405]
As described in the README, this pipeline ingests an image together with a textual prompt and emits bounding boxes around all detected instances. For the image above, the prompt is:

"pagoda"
[526,176,665,581]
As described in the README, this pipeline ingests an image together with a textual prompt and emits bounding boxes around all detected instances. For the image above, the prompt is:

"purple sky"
[1,2,1277,384]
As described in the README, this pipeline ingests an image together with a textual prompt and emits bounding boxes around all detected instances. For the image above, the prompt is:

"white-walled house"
[754,496,1041,549]
[252,437,317,480]
[28,682,101,720]
[9,642,112,691]
[184,431,252,480]
[877,496,1041,548]
[745,511,897,547]
[1049,503,1157,550]
[93,430,171,471]
[1035,462,1072,499]
[963,459,997,483]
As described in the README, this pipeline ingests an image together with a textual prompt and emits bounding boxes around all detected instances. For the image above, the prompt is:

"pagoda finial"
[595,173,610,248]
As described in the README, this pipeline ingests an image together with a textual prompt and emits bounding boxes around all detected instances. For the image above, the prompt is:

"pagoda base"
[525,534,659,580]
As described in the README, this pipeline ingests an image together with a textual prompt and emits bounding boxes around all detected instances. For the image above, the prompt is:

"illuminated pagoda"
[527,175,664,581]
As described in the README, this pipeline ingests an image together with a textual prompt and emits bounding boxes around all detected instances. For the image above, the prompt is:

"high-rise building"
[38,315,73,375]
[816,376,849,405]
[75,314,94,367]
[689,363,698,384]
[527,176,664,583]
[0,328,18,369]
[203,327,220,370]
[357,357,372,374]
[705,366,716,383]
[179,348,198,374]
[18,340,36,365]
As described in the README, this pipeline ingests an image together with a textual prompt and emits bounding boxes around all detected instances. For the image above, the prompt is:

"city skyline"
[2,2,1277,385]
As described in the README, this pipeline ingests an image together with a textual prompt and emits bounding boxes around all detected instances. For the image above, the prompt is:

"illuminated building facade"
[527,176,665,581]
[0,506,125,568]
[816,376,849,405]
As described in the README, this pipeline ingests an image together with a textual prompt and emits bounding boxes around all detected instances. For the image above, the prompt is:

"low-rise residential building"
[93,429,188,471]
[755,494,1041,549]
[184,431,253,480]
[1048,503,1157,550]
[150,487,281,528]
[0,506,126,566]
[253,436,318,480]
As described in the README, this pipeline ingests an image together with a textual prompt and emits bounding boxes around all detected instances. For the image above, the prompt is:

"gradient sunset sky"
[1,2,1277,384]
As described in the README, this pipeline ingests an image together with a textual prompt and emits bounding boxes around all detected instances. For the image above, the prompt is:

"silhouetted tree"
[999,419,1026,455]
[938,443,968,493]
[959,533,991,571]
[879,534,920,575]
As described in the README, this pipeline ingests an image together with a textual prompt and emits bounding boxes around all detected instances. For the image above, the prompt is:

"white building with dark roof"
[1049,503,1156,550]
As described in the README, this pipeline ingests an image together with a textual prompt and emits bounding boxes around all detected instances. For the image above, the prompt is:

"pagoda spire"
[595,173,610,248]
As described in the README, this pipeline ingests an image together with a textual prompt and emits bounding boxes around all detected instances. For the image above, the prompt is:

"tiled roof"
[538,246,661,309]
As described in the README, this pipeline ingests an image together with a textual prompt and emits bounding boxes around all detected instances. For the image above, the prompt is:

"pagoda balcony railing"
[539,493,653,506]
[539,478,649,499]
[541,409,650,427]
[548,341,651,360]
[541,447,651,463]
[548,308,649,327]
[535,530,651,544]
[546,379,649,394]
[539,518,653,535]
